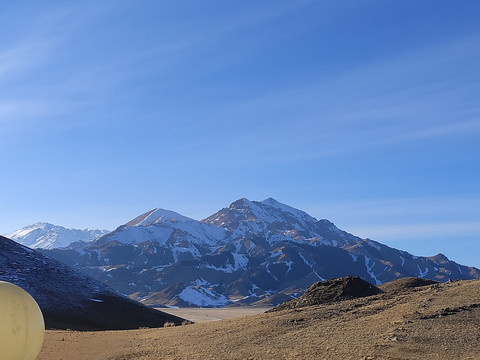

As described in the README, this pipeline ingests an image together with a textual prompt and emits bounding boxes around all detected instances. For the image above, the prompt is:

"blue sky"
[1,1,479,267]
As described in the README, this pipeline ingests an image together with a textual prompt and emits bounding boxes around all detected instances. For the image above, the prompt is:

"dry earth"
[38,279,480,360]
[159,306,270,323]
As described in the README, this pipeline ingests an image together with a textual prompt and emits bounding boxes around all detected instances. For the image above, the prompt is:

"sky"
[1,1,479,267]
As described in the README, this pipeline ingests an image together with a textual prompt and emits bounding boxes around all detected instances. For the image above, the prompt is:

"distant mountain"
[0,235,184,330]
[4,222,109,249]
[41,198,480,308]
[126,208,194,226]
[202,198,358,246]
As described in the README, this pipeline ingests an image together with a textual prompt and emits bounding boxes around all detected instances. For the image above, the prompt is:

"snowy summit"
[5,222,109,249]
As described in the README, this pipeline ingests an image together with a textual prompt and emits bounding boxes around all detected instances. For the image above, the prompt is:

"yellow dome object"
[0,281,45,360]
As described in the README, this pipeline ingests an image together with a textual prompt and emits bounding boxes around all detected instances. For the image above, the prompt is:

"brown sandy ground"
[158,306,270,323]
[38,279,480,360]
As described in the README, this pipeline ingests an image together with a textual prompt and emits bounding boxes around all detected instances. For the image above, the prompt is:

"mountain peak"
[428,253,450,264]
[261,197,280,205]
[227,198,253,210]
[260,198,317,223]
[125,208,193,227]
[29,222,54,229]
[5,223,109,250]
[201,197,340,247]
[226,198,315,221]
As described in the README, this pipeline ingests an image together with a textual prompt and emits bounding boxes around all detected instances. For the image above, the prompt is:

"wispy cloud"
[0,4,126,140]
[0,40,55,80]
[1,1,479,166]
[0,99,56,122]
[203,32,480,163]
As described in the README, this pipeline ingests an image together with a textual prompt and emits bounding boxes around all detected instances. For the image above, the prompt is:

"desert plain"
[37,278,480,360]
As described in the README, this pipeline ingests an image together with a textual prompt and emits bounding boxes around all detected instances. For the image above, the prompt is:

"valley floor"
[38,280,480,360]
[159,306,271,323]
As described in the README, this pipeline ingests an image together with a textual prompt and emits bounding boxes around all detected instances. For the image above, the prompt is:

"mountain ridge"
[33,197,480,307]
[4,222,109,249]
[126,208,194,227]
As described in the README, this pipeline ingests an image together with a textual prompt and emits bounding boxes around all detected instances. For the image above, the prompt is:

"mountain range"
[36,198,480,307]
[4,222,109,249]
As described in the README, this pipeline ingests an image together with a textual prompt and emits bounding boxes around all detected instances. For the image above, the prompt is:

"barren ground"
[158,306,270,323]
[38,279,480,360]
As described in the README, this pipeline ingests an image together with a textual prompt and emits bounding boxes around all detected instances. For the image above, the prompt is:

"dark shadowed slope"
[0,235,185,330]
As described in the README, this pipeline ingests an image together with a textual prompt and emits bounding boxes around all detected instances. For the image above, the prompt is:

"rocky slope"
[271,276,384,311]
[40,198,480,307]
[0,235,184,329]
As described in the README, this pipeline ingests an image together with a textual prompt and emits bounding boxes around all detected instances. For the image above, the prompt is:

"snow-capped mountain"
[5,222,109,249]
[0,235,184,329]
[41,198,480,308]
[126,208,194,226]
[203,197,359,246]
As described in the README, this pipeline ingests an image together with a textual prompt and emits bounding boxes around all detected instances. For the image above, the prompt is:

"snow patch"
[298,252,310,267]
[417,265,428,278]
[283,260,293,274]
[203,253,248,273]
[314,271,325,281]
[366,240,381,251]
[178,286,229,307]
[266,263,279,281]
[364,256,380,285]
